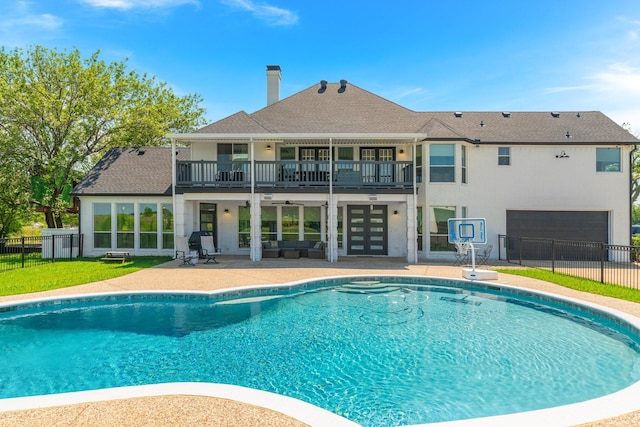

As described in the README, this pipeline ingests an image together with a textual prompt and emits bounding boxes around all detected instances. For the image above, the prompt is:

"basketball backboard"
[447,218,487,244]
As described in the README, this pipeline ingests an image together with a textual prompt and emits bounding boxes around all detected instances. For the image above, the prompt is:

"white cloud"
[588,63,640,94]
[17,13,62,29]
[221,0,298,26]
[78,0,198,10]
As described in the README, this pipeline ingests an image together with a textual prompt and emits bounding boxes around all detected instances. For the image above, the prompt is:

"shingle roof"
[248,82,426,133]
[72,147,189,196]
[421,111,638,144]
[189,81,638,145]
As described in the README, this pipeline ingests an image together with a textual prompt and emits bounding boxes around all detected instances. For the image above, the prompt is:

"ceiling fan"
[271,200,304,206]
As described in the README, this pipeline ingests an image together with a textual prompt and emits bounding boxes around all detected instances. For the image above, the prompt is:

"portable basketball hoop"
[448,218,497,280]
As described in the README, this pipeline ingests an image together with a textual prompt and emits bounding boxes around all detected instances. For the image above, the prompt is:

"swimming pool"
[1,276,639,426]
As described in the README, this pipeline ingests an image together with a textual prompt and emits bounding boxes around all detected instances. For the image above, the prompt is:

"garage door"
[506,210,608,260]
[507,210,608,242]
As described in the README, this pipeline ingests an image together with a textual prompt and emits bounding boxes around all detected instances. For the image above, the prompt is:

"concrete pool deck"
[0,256,639,426]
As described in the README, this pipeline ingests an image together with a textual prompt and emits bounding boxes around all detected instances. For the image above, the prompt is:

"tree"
[0,46,206,228]
[0,157,32,239]
[624,123,640,203]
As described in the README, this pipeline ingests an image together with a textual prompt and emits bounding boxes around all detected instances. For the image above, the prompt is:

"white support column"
[327,138,337,262]
[250,193,261,261]
[174,194,188,252]
[409,138,419,264]
[171,138,179,254]
[406,194,417,264]
[328,197,338,262]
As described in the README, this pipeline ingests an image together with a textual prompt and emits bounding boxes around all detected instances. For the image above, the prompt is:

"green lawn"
[496,268,640,304]
[0,257,172,297]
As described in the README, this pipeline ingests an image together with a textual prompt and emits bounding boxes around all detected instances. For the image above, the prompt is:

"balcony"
[176,160,415,193]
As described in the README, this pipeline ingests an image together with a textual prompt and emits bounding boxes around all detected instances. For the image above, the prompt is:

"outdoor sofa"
[262,240,325,259]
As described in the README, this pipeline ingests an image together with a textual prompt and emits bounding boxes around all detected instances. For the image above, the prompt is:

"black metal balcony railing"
[176,160,415,190]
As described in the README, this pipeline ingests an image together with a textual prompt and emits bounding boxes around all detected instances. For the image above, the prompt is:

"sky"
[2,0,640,133]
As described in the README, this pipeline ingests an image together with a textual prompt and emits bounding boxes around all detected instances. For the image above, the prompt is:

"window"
[304,207,321,241]
[430,206,455,251]
[238,205,251,248]
[116,203,134,248]
[261,206,277,242]
[596,147,621,172]
[416,145,422,183]
[161,204,174,249]
[417,206,423,251]
[139,203,158,249]
[336,147,354,172]
[461,145,467,184]
[281,206,299,241]
[429,144,454,182]
[93,203,111,248]
[218,143,248,172]
[498,147,510,166]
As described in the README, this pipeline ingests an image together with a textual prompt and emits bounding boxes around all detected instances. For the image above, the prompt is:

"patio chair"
[453,245,469,266]
[176,250,197,266]
[477,245,493,266]
[200,235,221,264]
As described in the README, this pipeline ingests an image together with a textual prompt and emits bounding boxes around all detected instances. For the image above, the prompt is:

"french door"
[360,147,395,183]
[347,205,388,255]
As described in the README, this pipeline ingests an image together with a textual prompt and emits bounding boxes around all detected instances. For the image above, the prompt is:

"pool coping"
[1,274,640,427]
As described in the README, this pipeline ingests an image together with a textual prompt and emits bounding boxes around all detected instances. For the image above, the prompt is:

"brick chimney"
[266,65,281,106]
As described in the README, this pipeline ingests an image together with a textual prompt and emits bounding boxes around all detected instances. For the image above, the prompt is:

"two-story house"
[73,65,639,263]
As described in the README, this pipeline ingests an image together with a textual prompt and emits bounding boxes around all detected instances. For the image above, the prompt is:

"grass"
[496,268,640,304]
[0,257,172,297]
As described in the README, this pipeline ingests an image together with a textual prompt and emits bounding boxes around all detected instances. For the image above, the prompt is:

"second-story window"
[218,143,248,171]
[429,144,454,182]
[596,147,621,172]
[461,145,467,184]
[498,147,510,165]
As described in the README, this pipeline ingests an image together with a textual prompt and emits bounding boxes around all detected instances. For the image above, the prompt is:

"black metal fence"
[499,235,640,289]
[0,234,83,273]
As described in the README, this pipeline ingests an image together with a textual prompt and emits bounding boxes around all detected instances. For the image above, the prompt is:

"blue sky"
[2,0,640,133]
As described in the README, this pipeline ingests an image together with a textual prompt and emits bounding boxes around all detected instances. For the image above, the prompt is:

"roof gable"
[196,111,272,134]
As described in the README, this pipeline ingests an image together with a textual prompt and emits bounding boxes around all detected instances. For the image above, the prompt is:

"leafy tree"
[0,46,206,228]
[624,122,640,203]
[0,157,32,239]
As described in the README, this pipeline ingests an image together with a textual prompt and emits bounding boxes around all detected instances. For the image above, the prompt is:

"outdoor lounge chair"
[200,235,221,264]
[176,250,198,266]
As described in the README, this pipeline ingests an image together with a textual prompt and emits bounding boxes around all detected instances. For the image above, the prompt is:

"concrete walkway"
[1,257,639,426]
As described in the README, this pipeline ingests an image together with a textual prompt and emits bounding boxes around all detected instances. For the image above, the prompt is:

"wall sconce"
[555,151,570,159]
[223,208,230,214]
[399,149,404,154]
[393,210,399,215]
[266,145,272,151]
[368,194,377,201]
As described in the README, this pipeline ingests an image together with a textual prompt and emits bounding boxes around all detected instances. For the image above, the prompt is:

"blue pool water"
[1,277,640,426]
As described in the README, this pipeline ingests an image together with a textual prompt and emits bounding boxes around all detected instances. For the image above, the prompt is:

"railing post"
[551,239,555,273]
[21,236,25,268]
[51,234,56,262]
[518,237,523,265]
[600,242,605,284]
